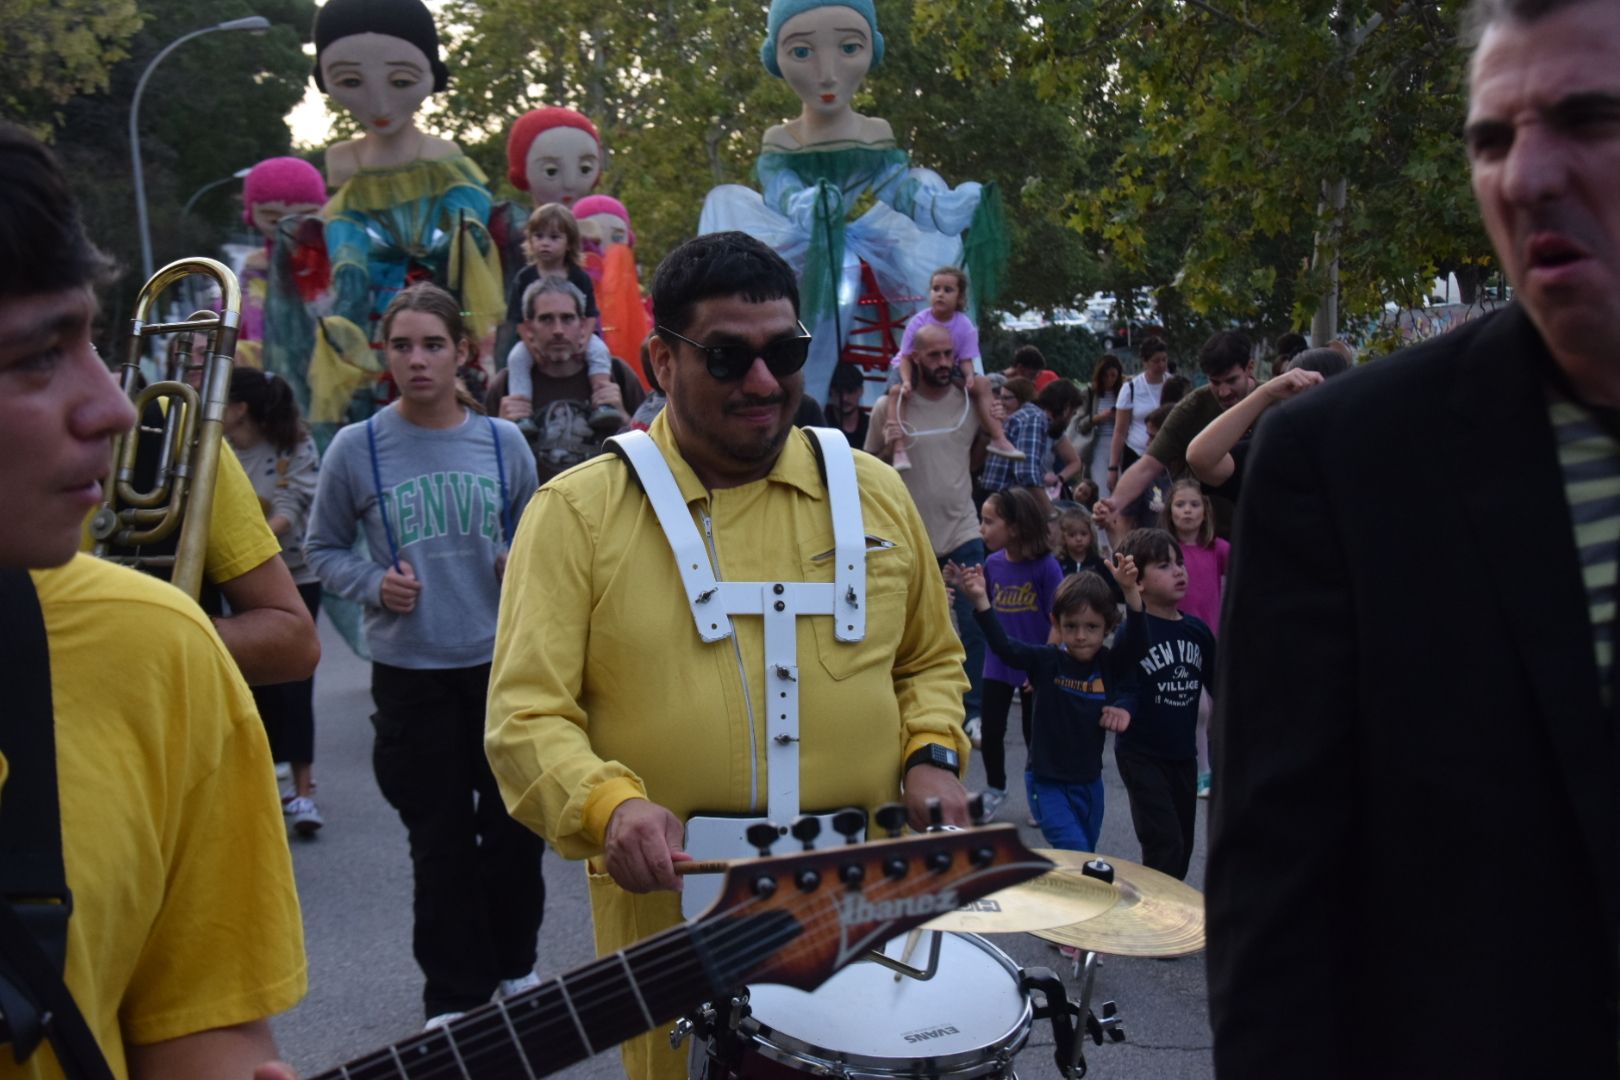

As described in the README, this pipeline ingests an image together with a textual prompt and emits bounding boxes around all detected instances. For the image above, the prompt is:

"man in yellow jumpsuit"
[488,231,972,1080]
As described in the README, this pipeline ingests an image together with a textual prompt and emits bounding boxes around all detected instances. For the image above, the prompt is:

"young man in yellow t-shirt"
[0,123,306,1080]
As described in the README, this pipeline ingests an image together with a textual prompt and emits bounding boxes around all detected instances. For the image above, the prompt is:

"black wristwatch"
[904,743,961,778]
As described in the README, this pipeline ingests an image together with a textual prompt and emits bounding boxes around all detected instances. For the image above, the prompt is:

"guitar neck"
[309,912,798,1080]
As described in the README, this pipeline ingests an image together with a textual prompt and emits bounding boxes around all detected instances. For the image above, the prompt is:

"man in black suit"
[1208,1,1620,1075]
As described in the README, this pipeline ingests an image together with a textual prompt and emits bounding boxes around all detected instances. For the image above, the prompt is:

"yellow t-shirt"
[1,556,306,1080]
[81,436,281,585]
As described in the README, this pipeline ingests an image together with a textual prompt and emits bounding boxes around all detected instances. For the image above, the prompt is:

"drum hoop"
[737,934,1034,1078]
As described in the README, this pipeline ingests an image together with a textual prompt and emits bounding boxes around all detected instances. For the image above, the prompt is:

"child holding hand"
[1109,530,1216,881]
[960,565,1133,854]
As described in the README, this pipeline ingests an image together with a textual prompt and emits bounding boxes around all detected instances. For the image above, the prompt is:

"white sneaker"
[276,762,294,805]
[424,1012,465,1031]
[979,787,1007,821]
[285,796,323,837]
[498,972,542,999]
[964,716,983,749]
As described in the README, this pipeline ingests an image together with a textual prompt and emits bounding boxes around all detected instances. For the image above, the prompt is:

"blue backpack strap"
[486,415,514,546]
[365,415,401,571]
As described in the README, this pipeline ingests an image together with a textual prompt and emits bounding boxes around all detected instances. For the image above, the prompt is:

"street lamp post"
[129,16,271,282]
[178,167,254,312]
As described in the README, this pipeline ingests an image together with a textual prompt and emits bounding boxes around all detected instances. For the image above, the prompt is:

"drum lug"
[726,993,751,1032]
[671,997,732,1050]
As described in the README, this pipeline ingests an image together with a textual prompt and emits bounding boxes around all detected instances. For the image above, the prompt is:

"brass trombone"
[89,257,242,601]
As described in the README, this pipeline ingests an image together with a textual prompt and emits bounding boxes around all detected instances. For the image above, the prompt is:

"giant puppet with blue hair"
[700,0,1006,402]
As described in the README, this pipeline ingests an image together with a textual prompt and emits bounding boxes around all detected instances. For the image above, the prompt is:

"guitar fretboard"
[308,911,799,1080]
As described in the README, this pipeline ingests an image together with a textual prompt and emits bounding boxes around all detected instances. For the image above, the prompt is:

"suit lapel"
[1446,305,1619,933]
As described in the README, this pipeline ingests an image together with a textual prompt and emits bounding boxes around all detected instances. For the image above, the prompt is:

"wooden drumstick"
[673,859,733,876]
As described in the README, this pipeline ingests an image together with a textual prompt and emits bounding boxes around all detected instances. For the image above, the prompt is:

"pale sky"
[287,0,452,150]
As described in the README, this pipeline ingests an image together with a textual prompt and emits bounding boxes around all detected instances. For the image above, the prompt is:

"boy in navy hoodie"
[1112,528,1216,880]
[959,567,1134,850]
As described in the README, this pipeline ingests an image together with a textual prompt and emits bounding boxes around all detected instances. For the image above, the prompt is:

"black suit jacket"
[1208,304,1620,1077]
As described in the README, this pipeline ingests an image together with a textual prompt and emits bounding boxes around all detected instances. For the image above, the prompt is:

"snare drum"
[694,932,1032,1080]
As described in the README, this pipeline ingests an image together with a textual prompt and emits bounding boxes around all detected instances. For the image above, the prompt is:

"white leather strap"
[608,431,732,643]
[805,427,866,642]
[612,429,873,902]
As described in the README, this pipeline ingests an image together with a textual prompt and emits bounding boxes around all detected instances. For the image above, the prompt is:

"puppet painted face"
[319,32,435,137]
[249,200,323,239]
[524,128,600,207]
[580,211,629,247]
[776,5,874,119]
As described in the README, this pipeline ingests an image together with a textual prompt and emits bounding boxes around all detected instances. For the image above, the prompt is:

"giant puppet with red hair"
[494,107,649,384]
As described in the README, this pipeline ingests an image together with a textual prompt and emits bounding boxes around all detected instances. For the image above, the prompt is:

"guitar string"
[392,847,1006,1078]
[315,843,1002,1080]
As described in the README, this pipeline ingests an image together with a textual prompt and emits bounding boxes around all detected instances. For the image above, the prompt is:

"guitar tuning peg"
[875,803,907,839]
[967,792,986,824]
[789,815,821,851]
[926,797,943,828]
[746,822,780,858]
[831,808,865,844]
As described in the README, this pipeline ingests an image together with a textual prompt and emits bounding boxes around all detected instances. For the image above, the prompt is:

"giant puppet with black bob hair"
[699,0,1006,404]
[306,0,505,427]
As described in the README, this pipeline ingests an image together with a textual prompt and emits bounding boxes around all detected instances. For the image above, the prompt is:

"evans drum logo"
[903,1025,962,1044]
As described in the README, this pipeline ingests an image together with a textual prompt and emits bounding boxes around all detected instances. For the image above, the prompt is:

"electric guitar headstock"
[691,816,1053,991]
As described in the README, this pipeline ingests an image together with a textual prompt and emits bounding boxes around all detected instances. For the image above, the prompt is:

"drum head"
[740,932,1031,1077]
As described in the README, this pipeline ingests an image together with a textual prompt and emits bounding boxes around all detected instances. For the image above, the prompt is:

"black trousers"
[1115,744,1197,880]
[980,678,1033,792]
[371,661,547,1017]
[252,582,322,764]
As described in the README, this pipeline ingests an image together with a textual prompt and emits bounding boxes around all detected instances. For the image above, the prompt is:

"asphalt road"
[272,612,1214,1079]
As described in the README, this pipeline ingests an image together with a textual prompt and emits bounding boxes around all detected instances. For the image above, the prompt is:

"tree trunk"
[1310,177,1347,346]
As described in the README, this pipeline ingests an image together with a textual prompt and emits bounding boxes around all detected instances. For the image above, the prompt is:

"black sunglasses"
[656,322,813,381]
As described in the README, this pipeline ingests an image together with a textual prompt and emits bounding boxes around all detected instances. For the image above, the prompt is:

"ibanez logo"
[835,889,960,925]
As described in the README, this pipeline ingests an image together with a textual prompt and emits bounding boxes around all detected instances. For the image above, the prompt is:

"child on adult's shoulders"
[888,266,1024,460]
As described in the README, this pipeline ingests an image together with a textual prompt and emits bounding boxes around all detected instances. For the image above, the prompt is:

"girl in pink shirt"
[1163,478,1227,797]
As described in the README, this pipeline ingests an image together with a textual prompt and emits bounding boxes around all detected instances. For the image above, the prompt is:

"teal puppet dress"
[309,154,504,425]
[699,138,1005,399]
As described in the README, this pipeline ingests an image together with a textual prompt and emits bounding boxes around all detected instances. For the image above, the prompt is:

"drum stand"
[1021,953,1125,1079]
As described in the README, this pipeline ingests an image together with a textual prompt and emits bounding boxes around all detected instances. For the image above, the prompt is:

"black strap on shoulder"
[0,569,113,1080]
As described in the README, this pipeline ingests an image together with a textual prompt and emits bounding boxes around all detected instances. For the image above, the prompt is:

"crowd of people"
[4,0,1620,1077]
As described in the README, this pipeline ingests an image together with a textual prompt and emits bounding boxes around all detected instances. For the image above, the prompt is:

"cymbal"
[1030,849,1206,957]
[922,860,1119,933]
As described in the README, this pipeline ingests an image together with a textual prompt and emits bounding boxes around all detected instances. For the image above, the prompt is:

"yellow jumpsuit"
[487,413,969,1080]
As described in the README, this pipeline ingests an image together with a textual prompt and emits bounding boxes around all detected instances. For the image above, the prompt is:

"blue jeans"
[940,538,986,719]
[1030,776,1106,853]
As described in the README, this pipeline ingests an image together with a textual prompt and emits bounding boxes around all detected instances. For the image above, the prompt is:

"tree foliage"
[23,0,316,342]
[914,0,1495,342]
[0,0,144,133]
[437,0,1103,313]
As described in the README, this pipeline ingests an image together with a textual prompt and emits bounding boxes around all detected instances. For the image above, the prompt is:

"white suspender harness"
[608,428,869,918]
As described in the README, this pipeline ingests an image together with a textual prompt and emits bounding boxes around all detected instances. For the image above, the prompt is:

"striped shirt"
[1549,392,1620,708]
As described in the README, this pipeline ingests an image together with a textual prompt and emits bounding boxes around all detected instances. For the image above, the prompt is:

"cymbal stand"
[1020,957,1126,1079]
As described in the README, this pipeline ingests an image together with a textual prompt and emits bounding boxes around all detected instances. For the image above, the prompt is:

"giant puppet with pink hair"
[236,156,328,405]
